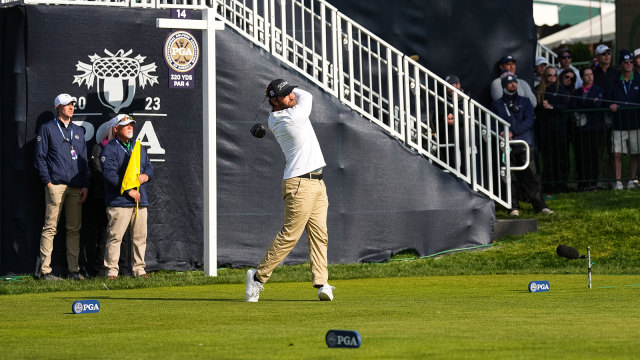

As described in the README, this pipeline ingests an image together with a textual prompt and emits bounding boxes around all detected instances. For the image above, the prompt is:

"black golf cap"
[267,79,297,98]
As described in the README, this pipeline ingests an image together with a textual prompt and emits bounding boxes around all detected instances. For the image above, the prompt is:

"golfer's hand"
[128,189,141,203]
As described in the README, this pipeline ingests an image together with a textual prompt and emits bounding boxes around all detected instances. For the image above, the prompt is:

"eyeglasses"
[623,60,634,65]
[546,74,557,78]
[599,51,612,56]
[561,55,572,59]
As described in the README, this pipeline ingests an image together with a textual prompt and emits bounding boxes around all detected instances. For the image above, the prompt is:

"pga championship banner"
[1,4,495,274]
[12,5,204,273]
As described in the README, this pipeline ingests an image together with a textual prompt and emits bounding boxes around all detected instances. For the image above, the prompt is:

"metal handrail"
[536,42,558,67]
[1,0,518,208]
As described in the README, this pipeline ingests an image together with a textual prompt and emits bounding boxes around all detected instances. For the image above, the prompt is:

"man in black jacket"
[492,74,552,216]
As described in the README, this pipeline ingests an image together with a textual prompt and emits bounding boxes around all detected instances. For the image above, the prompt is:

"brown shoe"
[137,274,149,279]
[107,275,117,280]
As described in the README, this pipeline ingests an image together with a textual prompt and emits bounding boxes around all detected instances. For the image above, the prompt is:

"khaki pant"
[104,206,148,277]
[39,184,82,274]
[256,177,329,286]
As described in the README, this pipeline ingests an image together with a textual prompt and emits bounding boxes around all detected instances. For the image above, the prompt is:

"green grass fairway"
[1,275,638,359]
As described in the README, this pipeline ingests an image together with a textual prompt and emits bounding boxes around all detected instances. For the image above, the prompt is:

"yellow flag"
[121,140,141,194]
[120,140,142,217]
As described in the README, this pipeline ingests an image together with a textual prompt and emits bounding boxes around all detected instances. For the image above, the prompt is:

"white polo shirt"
[268,88,326,179]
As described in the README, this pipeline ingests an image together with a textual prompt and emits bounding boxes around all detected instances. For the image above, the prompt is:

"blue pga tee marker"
[72,300,101,314]
[326,330,361,348]
[528,281,550,293]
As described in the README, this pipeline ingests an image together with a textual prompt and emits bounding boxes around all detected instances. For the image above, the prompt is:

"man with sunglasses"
[593,44,619,90]
[100,114,154,279]
[605,50,640,190]
[556,48,582,89]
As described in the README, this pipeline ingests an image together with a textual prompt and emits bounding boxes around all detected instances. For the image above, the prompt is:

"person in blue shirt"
[492,74,553,217]
[34,93,89,280]
[100,115,153,279]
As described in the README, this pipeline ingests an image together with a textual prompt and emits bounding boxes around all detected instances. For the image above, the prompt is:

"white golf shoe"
[245,269,264,302]
[317,284,335,301]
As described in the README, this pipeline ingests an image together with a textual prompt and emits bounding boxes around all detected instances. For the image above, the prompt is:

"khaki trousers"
[256,177,329,286]
[39,184,82,274]
[104,206,148,277]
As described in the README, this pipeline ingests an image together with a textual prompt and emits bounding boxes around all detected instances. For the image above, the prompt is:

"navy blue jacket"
[605,73,640,130]
[492,94,536,147]
[575,84,606,131]
[100,138,153,207]
[34,118,89,188]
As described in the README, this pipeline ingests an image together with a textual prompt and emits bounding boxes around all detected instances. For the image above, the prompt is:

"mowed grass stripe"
[1,275,639,359]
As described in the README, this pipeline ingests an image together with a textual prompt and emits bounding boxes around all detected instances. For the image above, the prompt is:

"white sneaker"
[245,269,264,302]
[509,209,519,217]
[627,180,636,189]
[318,284,335,301]
[540,208,554,215]
[615,181,624,190]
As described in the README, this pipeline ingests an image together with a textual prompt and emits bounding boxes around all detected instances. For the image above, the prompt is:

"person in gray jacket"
[490,55,537,107]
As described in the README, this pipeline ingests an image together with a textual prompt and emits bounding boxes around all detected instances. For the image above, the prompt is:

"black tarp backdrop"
[336,0,537,107]
[0,2,534,275]
[1,5,205,274]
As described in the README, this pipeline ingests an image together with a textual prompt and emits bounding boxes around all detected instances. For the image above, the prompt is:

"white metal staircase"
[1,0,520,208]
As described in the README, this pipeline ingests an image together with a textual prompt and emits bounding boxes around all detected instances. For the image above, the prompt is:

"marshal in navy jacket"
[605,74,640,130]
[34,118,90,188]
[492,94,536,148]
[100,138,153,208]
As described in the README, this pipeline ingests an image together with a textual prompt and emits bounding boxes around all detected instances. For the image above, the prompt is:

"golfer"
[245,79,334,302]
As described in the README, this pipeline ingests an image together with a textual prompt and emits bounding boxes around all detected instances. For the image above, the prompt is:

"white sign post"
[156,7,225,276]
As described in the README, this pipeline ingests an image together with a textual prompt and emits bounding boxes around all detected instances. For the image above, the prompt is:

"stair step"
[493,219,538,240]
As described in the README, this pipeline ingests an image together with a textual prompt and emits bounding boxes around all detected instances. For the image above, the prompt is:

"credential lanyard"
[116,138,131,156]
[55,119,73,144]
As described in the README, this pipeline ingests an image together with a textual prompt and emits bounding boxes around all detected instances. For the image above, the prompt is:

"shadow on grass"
[56,296,317,302]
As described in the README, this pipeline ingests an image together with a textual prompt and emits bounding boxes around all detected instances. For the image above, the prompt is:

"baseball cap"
[619,49,633,64]
[634,48,640,58]
[267,79,297,98]
[535,56,549,66]
[499,55,516,65]
[501,73,518,88]
[445,75,460,85]
[113,114,136,127]
[595,44,612,55]
[54,93,77,107]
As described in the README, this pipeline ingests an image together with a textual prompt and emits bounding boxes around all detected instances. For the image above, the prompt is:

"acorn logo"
[73,49,159,113]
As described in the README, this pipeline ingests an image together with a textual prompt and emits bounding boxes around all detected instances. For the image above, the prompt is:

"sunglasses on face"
[623,60,634,65]
[599,51,612,56]
[546,73,557,78]
[564,76,575,80]
[561,55,572,59]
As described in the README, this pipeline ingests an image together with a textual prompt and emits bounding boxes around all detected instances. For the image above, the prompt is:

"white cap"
[54,93,77,107]
[535,56,549,66]
[595,44,611,55]
[634,48,640,58]
[113,114,136,127]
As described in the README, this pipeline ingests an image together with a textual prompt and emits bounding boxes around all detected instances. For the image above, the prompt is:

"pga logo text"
[528,281,550,293]
[72,300,101,314]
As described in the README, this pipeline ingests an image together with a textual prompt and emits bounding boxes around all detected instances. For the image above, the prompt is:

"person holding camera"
[493,73,553,216]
